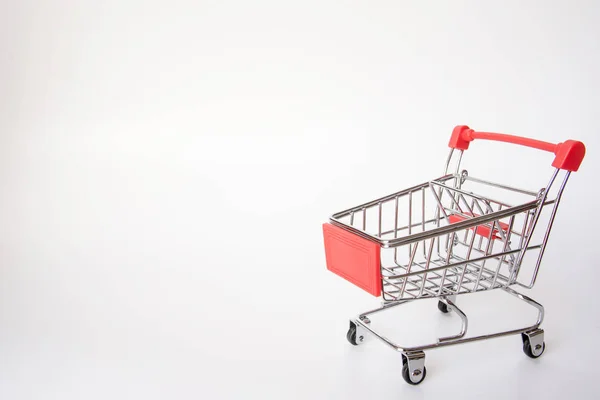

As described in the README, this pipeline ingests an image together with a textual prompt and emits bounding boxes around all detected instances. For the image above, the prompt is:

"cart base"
[347,287,545,385]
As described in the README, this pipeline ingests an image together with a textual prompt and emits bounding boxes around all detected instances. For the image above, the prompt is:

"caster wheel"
[402,362,427,385]
[346,322,359,346]
[522,337,545,358]
[437,300,450,313]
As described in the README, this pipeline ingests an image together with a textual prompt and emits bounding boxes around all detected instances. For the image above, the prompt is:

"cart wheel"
[437,300,450,313]
[521,330,545,358]
[522,337,545,358]
[402,362,427,385]
[346,322,359,346]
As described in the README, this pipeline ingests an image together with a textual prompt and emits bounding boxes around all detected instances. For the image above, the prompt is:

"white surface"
[1,1,599,399]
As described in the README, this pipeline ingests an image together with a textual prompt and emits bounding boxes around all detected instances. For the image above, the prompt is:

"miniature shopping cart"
[323,126,586,385]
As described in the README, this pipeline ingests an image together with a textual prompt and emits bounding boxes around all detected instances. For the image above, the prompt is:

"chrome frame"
[352,286,543,353]
[332,148,571,382]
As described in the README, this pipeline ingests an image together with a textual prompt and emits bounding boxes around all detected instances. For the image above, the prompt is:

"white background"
[1,1,599,399]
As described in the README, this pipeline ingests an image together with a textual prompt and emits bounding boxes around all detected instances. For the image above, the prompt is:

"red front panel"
[322,223,381,297]
[448,213,509,240]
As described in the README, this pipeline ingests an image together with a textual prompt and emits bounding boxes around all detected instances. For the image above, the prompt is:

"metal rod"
[383,201,538,248]
[491,216,516,288]
[362,207,366,230]
[464,175,538,197]
[437,298,468,341]
[526,171,571,287]
[418,238,436,297]
[352,286,544,352]
[430,180,507,210]
[394,196,399,266]
[378,202,382,237]
[399,241,420,297]
[331,175,455,220]
[408,191,413,257]
[510,169,560,281]
[385,245,542,280]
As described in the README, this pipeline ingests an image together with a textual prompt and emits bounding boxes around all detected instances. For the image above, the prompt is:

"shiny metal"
[332,145,576,382]
[403,351,426,384]
[522,329,545,357]
[330,164,569,299]
[437,298,467,342]
[352,287,544,353]
[352,319,368,345]
[517,171,571,288]
[351,286,544,352]
[463,174,539,197]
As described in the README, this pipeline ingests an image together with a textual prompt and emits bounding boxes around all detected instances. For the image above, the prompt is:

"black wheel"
[437,300,450,313]
[346,322,358,346]
[402,362,427,385]
[522,338,545,359]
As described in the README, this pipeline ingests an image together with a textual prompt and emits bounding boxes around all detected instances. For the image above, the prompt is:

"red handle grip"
[449,125,586,172]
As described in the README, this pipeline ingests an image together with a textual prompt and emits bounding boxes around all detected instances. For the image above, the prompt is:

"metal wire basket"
[323,125,585,384]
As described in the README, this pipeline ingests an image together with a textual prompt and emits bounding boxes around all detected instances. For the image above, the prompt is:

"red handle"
[448,125,586,172]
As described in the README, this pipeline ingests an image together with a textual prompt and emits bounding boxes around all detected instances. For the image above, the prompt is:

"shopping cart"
[323,125,585,385]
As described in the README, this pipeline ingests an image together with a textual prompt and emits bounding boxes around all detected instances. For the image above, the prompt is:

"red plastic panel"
[322,223,381,297]
[448,213,509,240]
